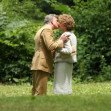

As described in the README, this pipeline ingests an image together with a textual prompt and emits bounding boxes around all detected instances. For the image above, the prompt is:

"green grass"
[0,82,111,111]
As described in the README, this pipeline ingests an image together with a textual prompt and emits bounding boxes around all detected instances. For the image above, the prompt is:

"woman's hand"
[61,34,70,43]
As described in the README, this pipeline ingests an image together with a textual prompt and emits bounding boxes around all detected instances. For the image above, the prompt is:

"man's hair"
[44,14,58,24]
[59,14,75,31]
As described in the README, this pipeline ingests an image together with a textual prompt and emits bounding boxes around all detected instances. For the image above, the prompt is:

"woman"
[53,14,77,95]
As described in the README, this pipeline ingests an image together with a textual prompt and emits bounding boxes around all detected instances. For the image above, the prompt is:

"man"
[30,14,69,95]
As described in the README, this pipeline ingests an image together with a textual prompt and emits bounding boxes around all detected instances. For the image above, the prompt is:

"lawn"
[0,82,111,111]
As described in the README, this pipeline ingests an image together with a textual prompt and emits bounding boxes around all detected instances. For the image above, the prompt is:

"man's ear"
[50,19,53,25]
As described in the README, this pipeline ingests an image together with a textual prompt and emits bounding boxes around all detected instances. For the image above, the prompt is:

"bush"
[0,22,42,83]
[74,0,111,81]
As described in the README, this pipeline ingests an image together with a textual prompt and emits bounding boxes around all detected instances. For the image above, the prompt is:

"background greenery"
[0,0,111,84]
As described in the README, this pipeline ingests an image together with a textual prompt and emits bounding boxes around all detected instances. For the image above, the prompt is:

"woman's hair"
[59,14,75,31]
[44,14,58,24]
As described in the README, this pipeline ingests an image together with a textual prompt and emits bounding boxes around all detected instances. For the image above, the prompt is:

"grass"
[0,82,111,111]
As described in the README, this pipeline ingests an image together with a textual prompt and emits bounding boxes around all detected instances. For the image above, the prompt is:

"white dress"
[53,32,77,95]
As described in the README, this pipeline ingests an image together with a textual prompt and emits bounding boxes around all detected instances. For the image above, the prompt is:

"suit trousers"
[32,70,49,96]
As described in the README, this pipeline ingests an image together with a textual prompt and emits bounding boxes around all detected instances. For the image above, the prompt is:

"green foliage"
[0,25,35,83]
[0,0,111,83]
[1,0,46,20]
[0,5,7,31]
[73,0,111,81]
[0,18,42,83]
[13,77,29,84]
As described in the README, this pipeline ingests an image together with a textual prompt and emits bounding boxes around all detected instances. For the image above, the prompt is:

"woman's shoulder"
[66,32,76,40]
[63,31,72,35]
[64,32,76,36]
[61,32,76,41]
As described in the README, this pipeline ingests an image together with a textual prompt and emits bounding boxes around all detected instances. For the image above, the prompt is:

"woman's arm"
[59,39,72,54]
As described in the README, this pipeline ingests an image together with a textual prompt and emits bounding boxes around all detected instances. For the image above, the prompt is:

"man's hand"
[51,50,56,57]
[61,34,70,43]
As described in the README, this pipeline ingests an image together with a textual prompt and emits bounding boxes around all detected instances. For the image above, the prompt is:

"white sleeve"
[59,39,72,54]
[71,34,77,52]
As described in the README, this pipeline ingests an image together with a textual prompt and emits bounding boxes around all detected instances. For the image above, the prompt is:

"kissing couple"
[31,14,77,95]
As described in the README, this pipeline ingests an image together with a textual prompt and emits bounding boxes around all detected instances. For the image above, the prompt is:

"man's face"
[51,17,60,29]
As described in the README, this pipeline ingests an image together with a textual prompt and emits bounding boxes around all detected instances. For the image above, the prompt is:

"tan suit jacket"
[31,25,63,73]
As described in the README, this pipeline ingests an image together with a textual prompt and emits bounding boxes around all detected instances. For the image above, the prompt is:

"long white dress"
[53,32,77,95]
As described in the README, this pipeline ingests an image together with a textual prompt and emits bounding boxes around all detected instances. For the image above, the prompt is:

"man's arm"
[41,29,63,50]
[41,29,69,51]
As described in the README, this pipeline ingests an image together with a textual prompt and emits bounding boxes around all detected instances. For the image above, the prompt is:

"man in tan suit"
[30,14,69,96]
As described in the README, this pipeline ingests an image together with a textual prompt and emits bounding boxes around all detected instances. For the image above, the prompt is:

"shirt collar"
[44,24,52,31]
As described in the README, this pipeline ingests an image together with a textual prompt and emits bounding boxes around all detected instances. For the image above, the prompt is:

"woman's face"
[59,21,67,32]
